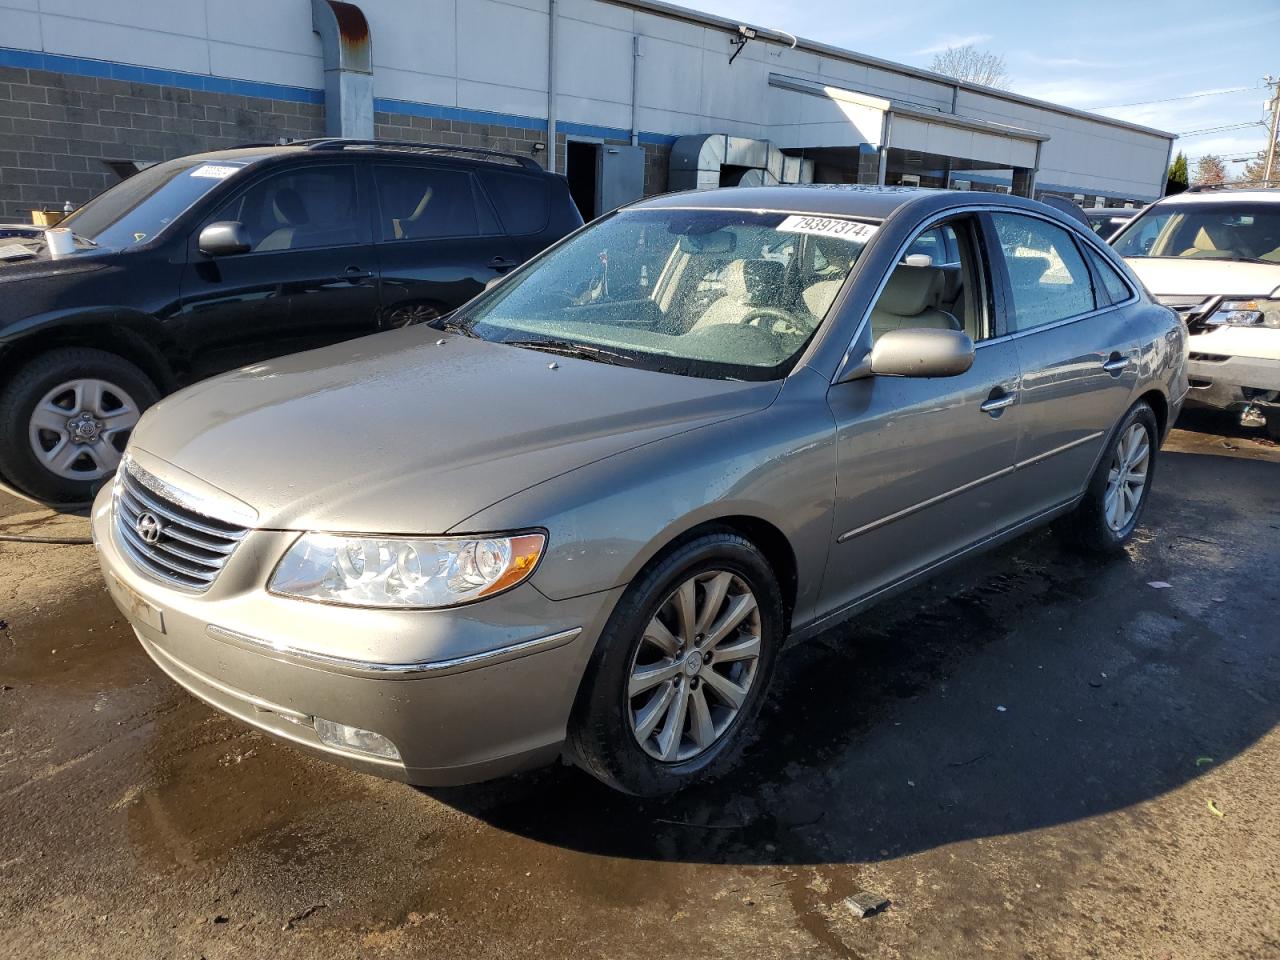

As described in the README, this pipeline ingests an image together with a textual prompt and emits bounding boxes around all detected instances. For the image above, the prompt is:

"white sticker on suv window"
[778,215,878,242]
[190,164,240,180]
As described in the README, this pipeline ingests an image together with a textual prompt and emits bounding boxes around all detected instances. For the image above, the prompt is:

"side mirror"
[868,327,975,378]
[198,221,251,257]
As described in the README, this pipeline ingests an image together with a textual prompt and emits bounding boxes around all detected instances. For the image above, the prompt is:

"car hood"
[129,326,781,533]
[1124,257,1280,298]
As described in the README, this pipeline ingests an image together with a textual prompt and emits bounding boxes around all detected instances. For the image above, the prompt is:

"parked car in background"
[1086,207,1138,239]
[0,140,582,502]
[94,186,1186,796]
[1111,186,1280,437]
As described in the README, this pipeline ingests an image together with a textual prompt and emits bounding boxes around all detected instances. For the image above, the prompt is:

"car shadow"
[425,448,1279,866]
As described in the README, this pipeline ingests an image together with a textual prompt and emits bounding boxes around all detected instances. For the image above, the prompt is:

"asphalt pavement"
[1,409,1277,959]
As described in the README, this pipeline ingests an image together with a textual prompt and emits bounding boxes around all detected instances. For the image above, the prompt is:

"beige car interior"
[868,263,962,338]
[392,185,434,239]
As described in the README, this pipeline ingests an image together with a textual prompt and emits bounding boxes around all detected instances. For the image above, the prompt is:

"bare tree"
[1193,154,1227,186]
[930,45,1009,88]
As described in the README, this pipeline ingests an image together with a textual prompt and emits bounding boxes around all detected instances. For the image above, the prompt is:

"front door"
[178,162,378,377]
[987,212,1139,518]
[820,215,1024,616]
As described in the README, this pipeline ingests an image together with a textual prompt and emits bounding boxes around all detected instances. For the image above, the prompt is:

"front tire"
[0,347,159,504]
[1054,401,1158,555]
[567,531,784,796]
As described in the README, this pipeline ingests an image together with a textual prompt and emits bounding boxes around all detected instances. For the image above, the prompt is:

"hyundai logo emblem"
[135,511,163,545]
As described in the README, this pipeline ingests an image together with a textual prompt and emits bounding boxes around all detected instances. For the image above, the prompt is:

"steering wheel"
[738,306,805,335]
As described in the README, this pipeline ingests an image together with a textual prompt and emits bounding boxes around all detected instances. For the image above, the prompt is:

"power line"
[1094,85,1257,109]
[1176,120,1267,137]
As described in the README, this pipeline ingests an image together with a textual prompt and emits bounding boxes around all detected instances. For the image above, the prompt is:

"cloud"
[915,33,993,56]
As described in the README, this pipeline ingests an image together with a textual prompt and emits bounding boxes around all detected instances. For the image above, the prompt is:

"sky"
[686,0,1279,175]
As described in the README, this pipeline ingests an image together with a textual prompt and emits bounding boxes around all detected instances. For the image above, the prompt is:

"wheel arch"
[1136,387,1169,439]
[0,312,177,395]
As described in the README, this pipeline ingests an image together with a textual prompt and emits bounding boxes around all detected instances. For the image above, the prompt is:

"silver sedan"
[93,186,1187,795]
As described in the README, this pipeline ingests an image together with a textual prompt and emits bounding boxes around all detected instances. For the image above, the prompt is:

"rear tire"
[1265,411,1280,442]
[0,347,159,504]
[567,531,784,796]
[1054,401,1158,555]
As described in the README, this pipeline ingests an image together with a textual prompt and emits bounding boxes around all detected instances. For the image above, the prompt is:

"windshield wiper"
[502,338,635,366]
[429,313,480,337]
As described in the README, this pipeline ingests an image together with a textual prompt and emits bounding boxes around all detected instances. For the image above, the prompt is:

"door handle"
[489,256,518,272]
[980,389,1018,416]
[1102,354,1130,376]
[339,266,374,282]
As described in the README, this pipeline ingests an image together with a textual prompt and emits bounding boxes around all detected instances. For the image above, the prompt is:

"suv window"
[1087,248,1133,305]
[212,164,360,252]
[372,165,497,241]
[479,171,550,235]
[1111,201,1280,263]
[991,213,1096,331]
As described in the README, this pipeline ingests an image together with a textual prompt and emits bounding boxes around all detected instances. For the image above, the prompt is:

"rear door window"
[372,165,498,241]
[990,213,1097,331]
[479,171,551,236]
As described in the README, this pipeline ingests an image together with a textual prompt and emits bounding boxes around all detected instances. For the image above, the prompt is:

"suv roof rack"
[1186,179,1280,192]
[294,138,543,171]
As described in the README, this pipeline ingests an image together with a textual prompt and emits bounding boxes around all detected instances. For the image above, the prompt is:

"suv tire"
[1054,400,1158,555]
[567,531,783,796]
[0,348,159,504]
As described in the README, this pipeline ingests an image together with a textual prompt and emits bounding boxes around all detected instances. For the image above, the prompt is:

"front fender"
[452,367,838,630]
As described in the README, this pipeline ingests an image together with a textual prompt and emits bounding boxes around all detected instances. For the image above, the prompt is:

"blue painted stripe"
[374,97,679,146]
[0,45,323,104]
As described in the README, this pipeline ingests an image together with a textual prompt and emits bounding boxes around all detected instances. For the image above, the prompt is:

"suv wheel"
[1054,401,1158,555]
[0,348,159,504]
[568,531,783,796]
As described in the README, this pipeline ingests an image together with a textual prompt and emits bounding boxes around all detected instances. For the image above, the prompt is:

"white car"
[1112,187,1280,437]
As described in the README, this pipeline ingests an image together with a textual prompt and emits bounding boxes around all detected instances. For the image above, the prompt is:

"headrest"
[877,264,943,317]
[272,188,308,226]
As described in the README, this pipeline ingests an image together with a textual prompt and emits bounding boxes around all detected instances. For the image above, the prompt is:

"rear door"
[989,212,1139,517]
[179,162,378,377]
[371,162,517,326]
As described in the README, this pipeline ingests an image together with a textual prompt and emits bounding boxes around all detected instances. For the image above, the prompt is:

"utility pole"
[1265,75,1280,184]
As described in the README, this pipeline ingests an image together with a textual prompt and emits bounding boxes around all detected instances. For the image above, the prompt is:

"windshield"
[1112,201,1280,263]
[60,157,249,249]
[455,208,878,380]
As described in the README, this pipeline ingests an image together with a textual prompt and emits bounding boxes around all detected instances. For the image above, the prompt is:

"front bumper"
[92,485,623,786]
[1185,352,1280,412]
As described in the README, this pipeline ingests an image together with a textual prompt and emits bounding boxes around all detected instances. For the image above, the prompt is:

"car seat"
[869,264,960,337]
[693,260,785,328]
[257,188,309,251]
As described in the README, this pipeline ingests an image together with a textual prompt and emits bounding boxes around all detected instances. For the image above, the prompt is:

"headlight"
[1204,298,1280,328]
[269,532,545,608]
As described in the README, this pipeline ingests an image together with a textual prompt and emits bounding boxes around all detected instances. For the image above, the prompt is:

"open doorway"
[567,140,600,221]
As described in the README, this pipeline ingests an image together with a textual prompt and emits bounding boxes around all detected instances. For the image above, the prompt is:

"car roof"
[1148,189,1280,207]
[634,184,1064,222]
[1086,207,1136,217]
[176,142,549,173]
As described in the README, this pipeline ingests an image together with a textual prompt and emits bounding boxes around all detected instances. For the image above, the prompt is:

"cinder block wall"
[0,65,324,222]
[1,69,675,224]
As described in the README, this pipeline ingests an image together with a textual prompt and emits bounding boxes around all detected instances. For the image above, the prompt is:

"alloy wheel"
[27,378,140,481]
[627,570,762,763]
[1104,422,1150,532]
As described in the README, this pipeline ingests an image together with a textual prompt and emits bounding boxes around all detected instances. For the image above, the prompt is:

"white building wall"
[0,0,1173,198]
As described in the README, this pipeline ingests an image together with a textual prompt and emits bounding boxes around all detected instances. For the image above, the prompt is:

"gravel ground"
[1,409,1277,960]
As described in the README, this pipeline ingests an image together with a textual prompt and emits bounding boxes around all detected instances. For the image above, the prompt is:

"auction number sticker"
[190,164,240,179]
[778,215,878,242]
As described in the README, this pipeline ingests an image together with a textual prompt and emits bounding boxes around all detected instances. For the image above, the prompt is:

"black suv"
[0,139,582,502]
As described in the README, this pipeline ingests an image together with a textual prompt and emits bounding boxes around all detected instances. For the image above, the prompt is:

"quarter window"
[211,165,360,252]
[372,165,497,241]
[479,171,551,235]
[991,213,1096,331]
[1087,248,1133,305]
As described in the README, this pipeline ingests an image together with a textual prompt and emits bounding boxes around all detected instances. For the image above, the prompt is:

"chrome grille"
[112,460,250,592]
[1155,294,1215,322]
